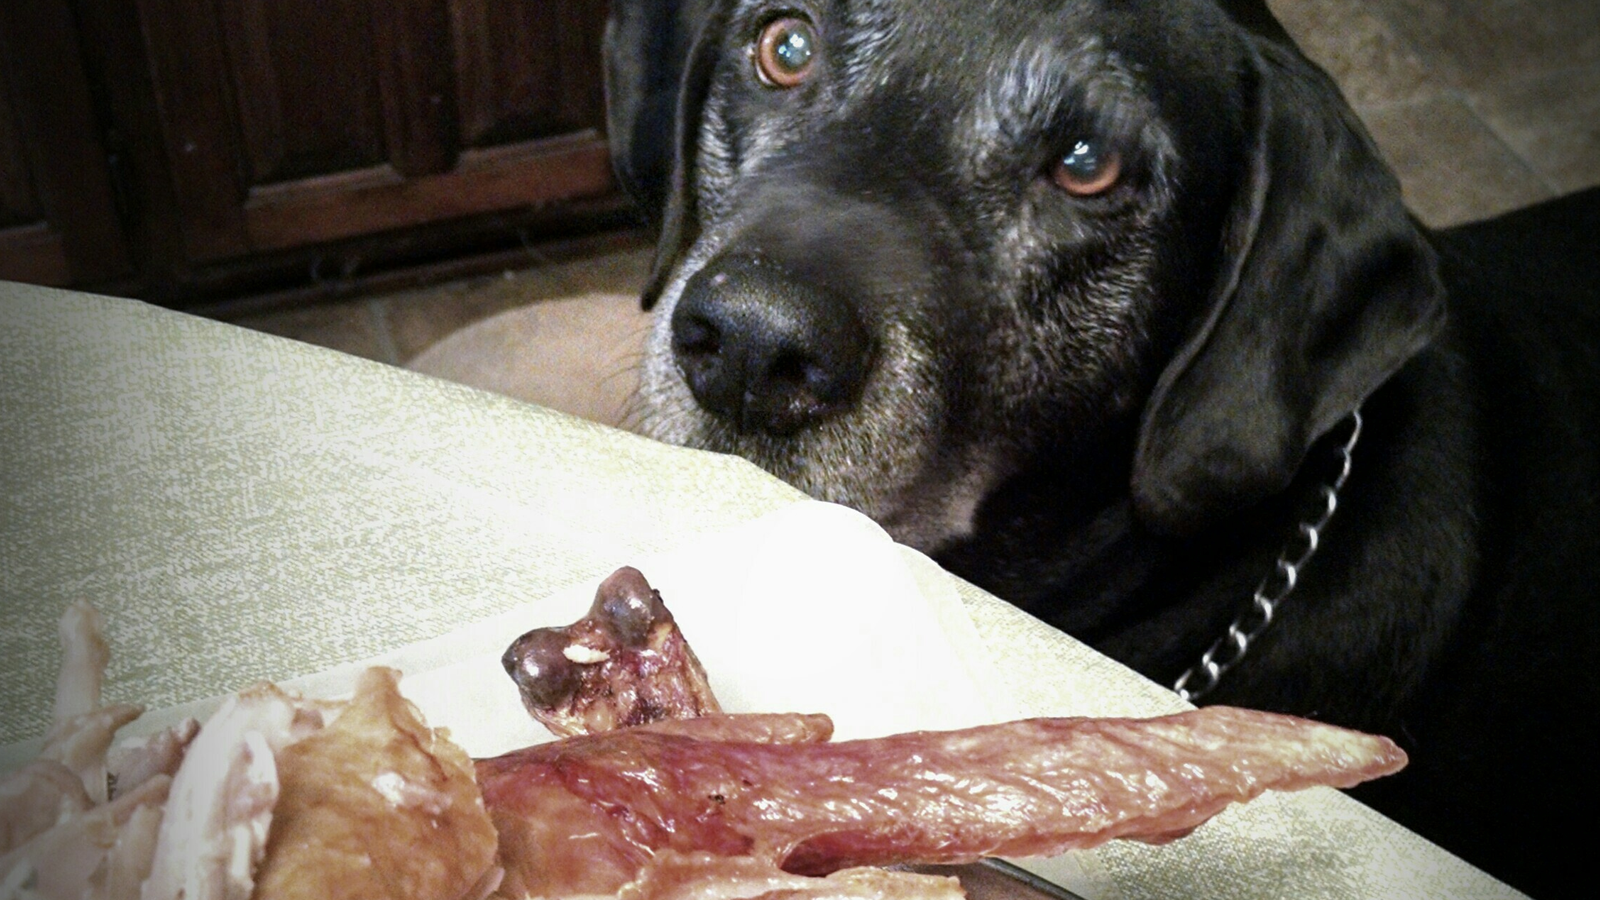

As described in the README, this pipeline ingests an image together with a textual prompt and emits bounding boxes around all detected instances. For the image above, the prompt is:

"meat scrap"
[39,704,144,807]
[252,667,500,900]
[502,566,721,736]
[0,761,92,857]
[0,773,171,900]
[35,601,140,807]
[3,604,498,900]
[641,712,833,746]
[0,600,198,899]
[139,682,328,900]
[617,852,967,900]
[477,706,1407,897]
[106,719,201,804]
[51,601,110,726]
[489,566,1410,900]
[476,712,837,900]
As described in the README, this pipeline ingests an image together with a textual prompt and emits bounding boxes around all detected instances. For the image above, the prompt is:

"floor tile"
[1373,0,1600,93]
[1466,63,1600,194]
[228,299,393,364]
[1270,0,1440,107]
[1357,95,1554,227]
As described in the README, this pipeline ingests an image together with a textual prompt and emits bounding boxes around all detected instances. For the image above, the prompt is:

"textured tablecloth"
[0,282,1521,899]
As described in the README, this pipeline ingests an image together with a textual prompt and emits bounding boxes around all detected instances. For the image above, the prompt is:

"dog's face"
[625,0,1443,569]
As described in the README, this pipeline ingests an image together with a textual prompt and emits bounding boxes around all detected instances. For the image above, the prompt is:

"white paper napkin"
[224,501,1009,755]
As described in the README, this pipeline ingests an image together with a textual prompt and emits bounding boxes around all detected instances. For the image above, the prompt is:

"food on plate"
[487,566,1408,900]
[502,565,721,736]
[477,706,1407,896]
[35,603,153,810]
[140,681,330,900]
[1,601,191,899]
[0,605,498,900]
[252,667,499,900]
[638,711,835,745]
[0,773,170,900]
[1,761,94,855]
[7,569,1409,900]
[617,852,967,900]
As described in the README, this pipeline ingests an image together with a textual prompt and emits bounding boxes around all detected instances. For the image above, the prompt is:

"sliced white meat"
[140,684,327,900]
[40,705,143,805]
[92,803,165,900]
[0,760,94,855]
[107,718,200,800]
[53,601,109,724]
[39,600,136,804]
[0,773,170,900]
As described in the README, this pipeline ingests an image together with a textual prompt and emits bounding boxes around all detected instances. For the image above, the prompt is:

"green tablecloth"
[0,282,1520,899]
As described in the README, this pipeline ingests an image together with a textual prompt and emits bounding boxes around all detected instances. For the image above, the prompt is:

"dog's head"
[613,0,1444,554]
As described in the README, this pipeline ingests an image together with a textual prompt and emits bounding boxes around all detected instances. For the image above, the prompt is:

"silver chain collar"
[1173,409,1363,703]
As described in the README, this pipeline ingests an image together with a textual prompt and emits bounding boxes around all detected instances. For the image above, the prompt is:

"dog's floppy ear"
[602,0,717,226]
[1130,39,1445,534]
[633,1,731,310]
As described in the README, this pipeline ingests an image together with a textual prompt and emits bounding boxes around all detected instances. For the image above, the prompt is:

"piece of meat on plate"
[502,566,721,736]
[252,667,501,900]
[477,706,1406,897]
[618,851,967,900]
[140,682,330,900]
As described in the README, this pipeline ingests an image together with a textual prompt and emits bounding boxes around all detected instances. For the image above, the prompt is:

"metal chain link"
[1173,409,1363,703]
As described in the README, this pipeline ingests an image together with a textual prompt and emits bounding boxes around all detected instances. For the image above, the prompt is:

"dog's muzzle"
[670,253,874,436]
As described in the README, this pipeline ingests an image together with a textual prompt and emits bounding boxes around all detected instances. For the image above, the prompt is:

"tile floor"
[221,0,1599,374]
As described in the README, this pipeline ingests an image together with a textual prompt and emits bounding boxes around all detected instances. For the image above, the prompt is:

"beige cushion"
[406,292,652,431]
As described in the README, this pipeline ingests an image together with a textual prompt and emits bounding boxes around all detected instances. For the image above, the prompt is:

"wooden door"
[0,0,131,286]
[132,0,616,267]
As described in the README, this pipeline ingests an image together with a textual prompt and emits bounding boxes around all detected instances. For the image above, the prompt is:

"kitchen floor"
[220,0,1599,379]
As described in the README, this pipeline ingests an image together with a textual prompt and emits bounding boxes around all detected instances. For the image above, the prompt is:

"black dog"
[605,1,1599,895]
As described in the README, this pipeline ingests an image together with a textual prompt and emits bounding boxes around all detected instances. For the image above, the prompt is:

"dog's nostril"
[756,351,837,434]
[673,314,722,357]
[767,351,813,390]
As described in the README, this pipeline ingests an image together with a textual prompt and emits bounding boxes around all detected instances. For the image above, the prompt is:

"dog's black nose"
[671,254,872,435]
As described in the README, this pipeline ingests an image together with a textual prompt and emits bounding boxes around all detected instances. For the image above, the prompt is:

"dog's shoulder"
[1430,186,1600,499]
[1370,185,1600,870]
[1436,185,1600,660]
[1396,188,1600,702]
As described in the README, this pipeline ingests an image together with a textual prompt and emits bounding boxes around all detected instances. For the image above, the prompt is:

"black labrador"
[604,1,1599,895]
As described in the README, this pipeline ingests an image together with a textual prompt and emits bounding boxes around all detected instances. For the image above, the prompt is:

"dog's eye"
[1051,140,1122,197]
[754,16,817,88]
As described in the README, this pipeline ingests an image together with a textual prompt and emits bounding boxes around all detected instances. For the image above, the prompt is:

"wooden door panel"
[242,135,612,251]
[219,0,388,185]
[133,0,253,260]
[451,0,609,147]
[0,74,64,283]
[0,0,130,285]
[373,0,459,178]
[134,0,615,266]
[0,77,40,227]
